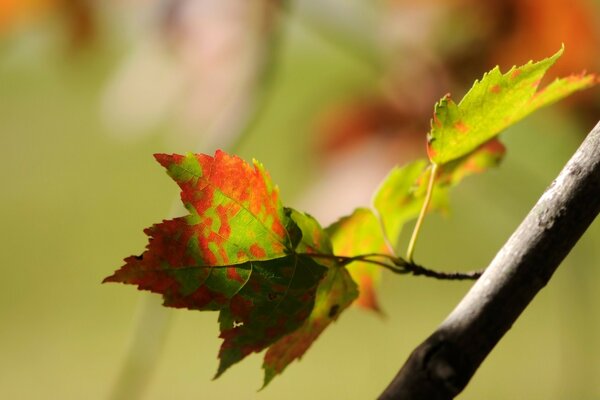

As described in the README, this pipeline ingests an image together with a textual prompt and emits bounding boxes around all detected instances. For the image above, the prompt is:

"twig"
[401,263,483,281]
[303,252,482,281]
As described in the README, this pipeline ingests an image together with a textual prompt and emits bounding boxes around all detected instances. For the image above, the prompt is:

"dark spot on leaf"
[328,304,340,318]
[268,293,280,301]
[135,254,144,260]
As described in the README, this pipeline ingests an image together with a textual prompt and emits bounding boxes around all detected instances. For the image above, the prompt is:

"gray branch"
[379,120,600,400]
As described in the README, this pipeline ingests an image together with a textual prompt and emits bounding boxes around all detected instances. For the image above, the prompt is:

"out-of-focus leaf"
[326,208,388,313]
[490,0,600,80]
[0,0,49,33]
[427,46,597,165]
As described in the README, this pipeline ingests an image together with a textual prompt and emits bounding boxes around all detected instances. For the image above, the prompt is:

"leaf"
[255,208,357,387]
[215,255,326,377]
[427,46,597,165]
[104,151,327,377]
[262,265,358,387]
[155,151,294,264]
[326,208,388,313]
[287,208,333,256]
[437,138,506,187]
[374,159,449,251]
[216,209,335,379]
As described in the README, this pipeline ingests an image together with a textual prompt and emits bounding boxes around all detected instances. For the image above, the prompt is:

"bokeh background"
[2,1,600,399]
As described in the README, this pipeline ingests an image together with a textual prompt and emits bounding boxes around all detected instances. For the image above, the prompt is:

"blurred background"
[1,0,600,398]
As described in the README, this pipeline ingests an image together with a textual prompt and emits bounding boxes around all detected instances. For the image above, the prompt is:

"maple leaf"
[326,208,388,313]
[262,264,358,387]
[257,208,359,386]
[104,151,327,377]
[427,46,597,165]
[215,254,326,377]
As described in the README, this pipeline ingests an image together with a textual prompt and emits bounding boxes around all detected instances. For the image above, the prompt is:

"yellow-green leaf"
[374,160,449,251]
[427,46,597,165]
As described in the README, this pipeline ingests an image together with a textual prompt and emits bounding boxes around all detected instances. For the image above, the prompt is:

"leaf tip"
[153,153,174,168]
[260,368,276,391]
[101,274,116,284]
[213,360,229,381]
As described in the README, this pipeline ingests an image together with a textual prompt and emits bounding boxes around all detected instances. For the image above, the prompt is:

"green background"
[1,14,599,400]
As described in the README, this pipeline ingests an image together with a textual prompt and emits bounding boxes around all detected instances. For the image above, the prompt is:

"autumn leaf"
[427,46,597,165]
[262,265,358,387]
[326,208,388,313]
[215,254,326,377]
[104,151,327,378]
[257,207,359,386]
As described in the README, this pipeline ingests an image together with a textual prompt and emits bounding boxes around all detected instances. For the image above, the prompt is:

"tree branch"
[379,120,600,400]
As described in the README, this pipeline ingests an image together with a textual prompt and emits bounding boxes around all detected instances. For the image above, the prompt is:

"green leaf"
[103,151,327,378]
[262,265,358,387]
[374,159,449,251]
[287,208,334,256]
[326,208,388,312]
[427,46,597,165]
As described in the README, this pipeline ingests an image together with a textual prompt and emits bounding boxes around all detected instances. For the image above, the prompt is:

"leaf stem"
[406,163,438,262]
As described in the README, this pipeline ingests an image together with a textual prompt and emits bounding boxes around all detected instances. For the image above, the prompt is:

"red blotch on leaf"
[426,142,438,160]
[216,205,232,239]
[454,121,469,134]
[250,244,267,258]
[227,267,245,283]
[432,113,442,128]
[482,138,507,155]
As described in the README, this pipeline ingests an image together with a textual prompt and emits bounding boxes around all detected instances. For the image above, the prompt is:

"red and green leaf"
[427,46,597,165]
[255,208,357,386]
[104,151,328,379]
[262,265,358,387]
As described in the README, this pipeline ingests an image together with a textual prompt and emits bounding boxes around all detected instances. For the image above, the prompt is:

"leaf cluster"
[104,47,597,386]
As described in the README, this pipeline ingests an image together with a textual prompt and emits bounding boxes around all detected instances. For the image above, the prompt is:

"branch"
[379,120,600,400]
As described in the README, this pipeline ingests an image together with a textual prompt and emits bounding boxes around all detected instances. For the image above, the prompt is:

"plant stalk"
[407,163,438,262]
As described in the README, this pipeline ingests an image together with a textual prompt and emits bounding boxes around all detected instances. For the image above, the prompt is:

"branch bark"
[379,120,600,400]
